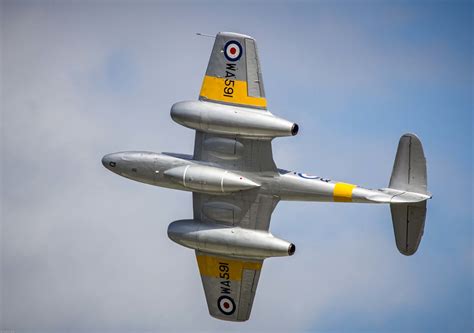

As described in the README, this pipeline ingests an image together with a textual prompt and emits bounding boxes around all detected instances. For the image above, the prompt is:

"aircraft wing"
[193,191,278,321]
[199,32,267,110]
[192,32,280,321]
[193,131,277,173]
[195,250,264,321]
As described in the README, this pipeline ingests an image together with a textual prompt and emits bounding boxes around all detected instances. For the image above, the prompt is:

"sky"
[1,1,472,332]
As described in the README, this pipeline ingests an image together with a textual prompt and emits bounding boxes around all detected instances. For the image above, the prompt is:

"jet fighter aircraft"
[102,32,431,322]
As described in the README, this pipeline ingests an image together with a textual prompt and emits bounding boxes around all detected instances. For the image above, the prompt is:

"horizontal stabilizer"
[388,133,430,255]
[389,133,428,195]
[390,201,426,256]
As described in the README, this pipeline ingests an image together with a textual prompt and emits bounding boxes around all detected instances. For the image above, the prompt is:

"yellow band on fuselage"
[196,254,262,281]
[333,182,356,202]
[199,75,267,108]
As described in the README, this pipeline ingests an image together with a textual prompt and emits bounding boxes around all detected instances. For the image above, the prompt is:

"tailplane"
[390,201,426,255]
[388,133,430,256]
[389,133,427,195]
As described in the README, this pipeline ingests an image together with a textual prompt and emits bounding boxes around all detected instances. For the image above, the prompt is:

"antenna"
[196,32,215,39]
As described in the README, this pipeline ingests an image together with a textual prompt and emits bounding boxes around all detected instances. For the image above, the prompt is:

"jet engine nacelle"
[164,164,260,194]
[168,219,296,259]
[171,100,298,139]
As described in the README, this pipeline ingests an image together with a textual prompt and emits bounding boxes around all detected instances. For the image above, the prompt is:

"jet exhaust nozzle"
[291,124,299,136]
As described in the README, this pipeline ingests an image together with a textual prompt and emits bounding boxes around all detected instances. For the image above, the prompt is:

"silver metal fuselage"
[101,151,418,204]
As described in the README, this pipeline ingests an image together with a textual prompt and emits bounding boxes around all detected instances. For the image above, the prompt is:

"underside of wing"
[193,191,278,231]
[193,131,277,173]
[195,250,263,322]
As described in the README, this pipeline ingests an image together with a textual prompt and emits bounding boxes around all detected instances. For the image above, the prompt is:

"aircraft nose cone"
[102,153,118,170]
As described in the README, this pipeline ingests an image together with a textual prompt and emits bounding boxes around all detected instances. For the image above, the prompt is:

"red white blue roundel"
[224,40,243,62]
[217,295,236,315]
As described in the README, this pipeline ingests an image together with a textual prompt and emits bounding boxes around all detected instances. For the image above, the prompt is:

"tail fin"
[389,134,430,256]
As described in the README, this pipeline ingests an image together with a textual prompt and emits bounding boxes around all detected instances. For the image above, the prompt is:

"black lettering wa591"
[223,64,236,98]
[219,262,231,294]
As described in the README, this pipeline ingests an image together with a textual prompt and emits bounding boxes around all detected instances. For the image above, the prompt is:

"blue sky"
[2,1,472,332]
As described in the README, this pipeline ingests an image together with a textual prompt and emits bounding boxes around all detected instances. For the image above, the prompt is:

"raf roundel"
[224,40,243,62]
[217,295,236,315]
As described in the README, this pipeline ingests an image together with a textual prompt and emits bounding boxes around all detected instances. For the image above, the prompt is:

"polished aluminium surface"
[164,164,260,193]
[101,151,429,204]
[168,219,294,258]
[102,31,432,322]
[171,100,298,138]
